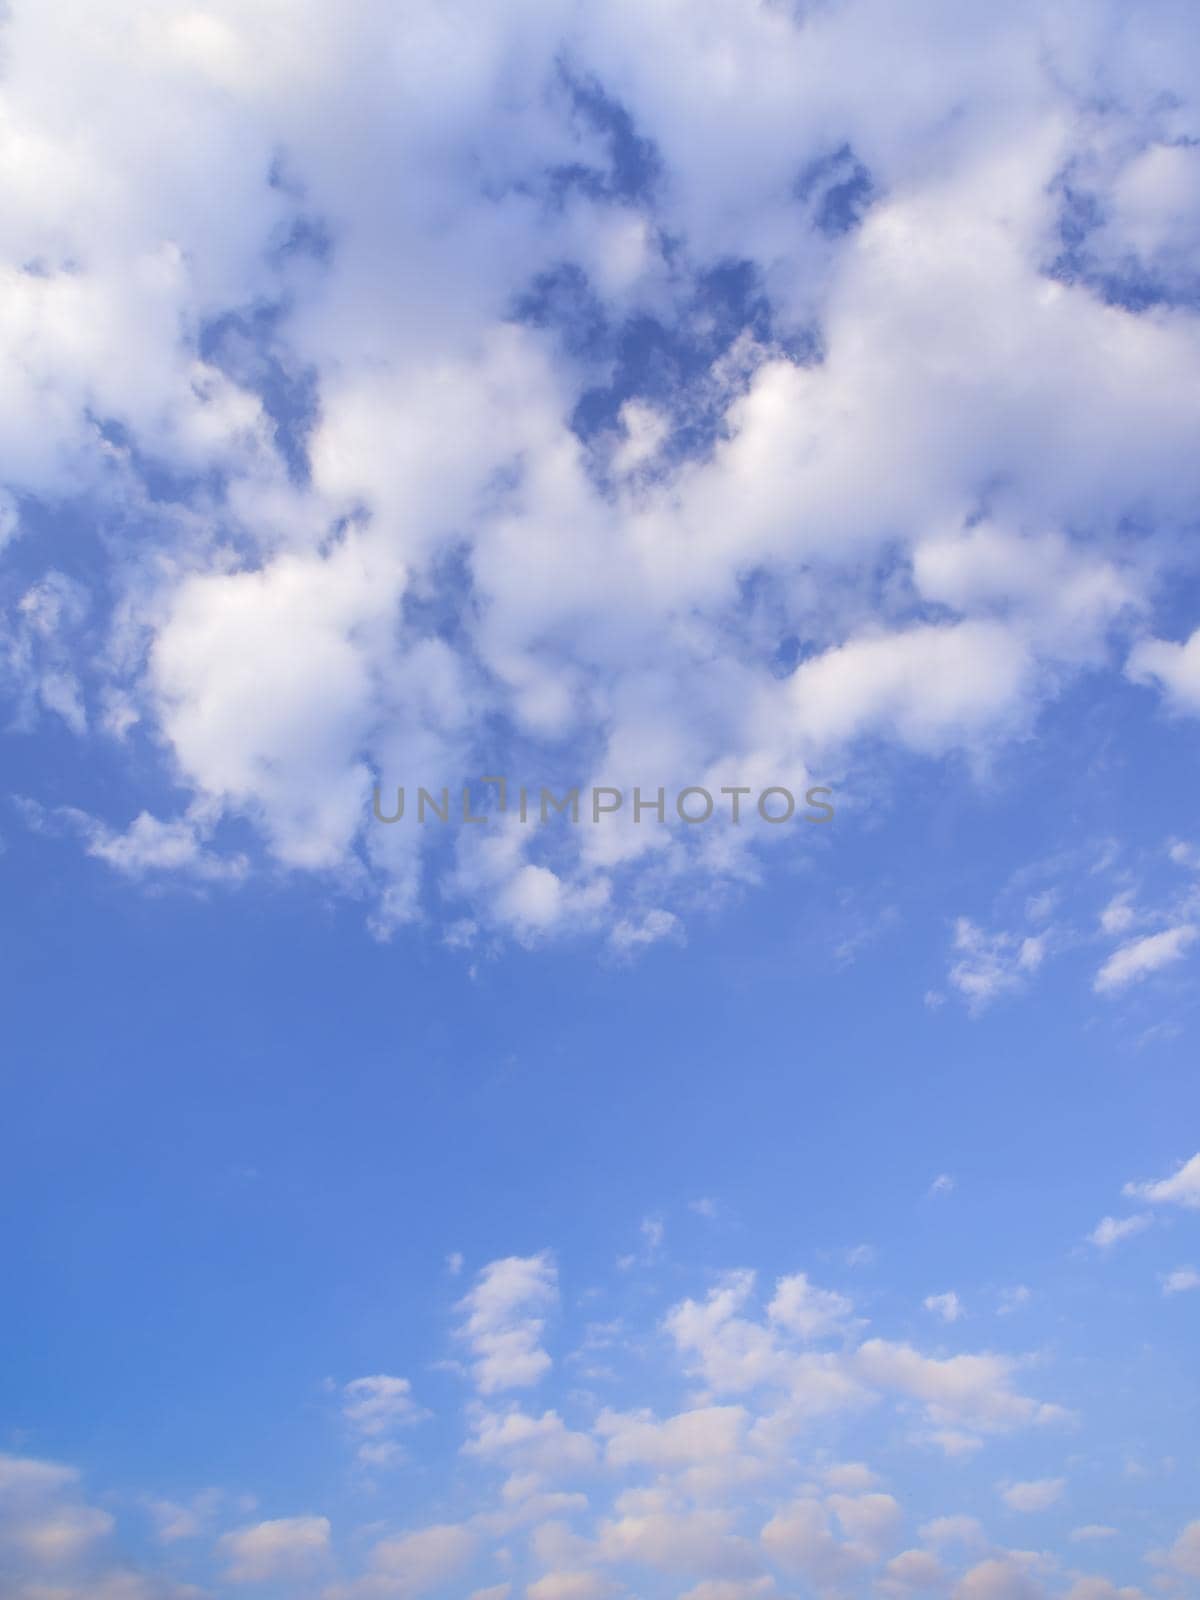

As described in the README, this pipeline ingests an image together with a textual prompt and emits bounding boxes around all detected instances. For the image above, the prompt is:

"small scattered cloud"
[342,1375,424,1468]
[1098,891,1137,936]
[997,1286,1031,1316]
[1000,1478,1066,1513]
[1088,1214,1151,1249]
[143,1489,224,1543]
[947,919,1049,1012]
[609,909,682,957]
[924,1292,964,1324]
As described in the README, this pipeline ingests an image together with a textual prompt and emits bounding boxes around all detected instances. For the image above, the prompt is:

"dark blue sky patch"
[551,65,662,205]
[772,633,803,676]
[795,143,876,236]
[1054,254,1200,314]
[1047,161,1200,313]
[93,414,228,507]
[512,262,611,361]
[400,542,480,654]
[267,213,334,269]
[565,258,819,467]
[266,148,309,201]
[199,303,321,486]
[511,238,821,484]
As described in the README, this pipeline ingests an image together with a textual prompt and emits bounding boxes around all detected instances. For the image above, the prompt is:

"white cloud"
[920,1516,986,1550]
[598,1496,758,1576]
[1000,1478,1065,1513]
[855,1340,1062,1441]
[954,1556,1044,1599]
[947,920,1049,1012]
[1063,1580,1149,1600]
[763,1490,900,1587]
[641,1214,665,1255]
[678,1583,776,1600]
[1094,926,1197,993]
[785,621,1034,755]
[143,1490,223,1544]
[59,803,249,882]
[456,1252,559,1394]
[1128,627,1200,714]
[466,1408,596,1479]
[1087,1214,1151,1249]
[0,1455,79,1499]
[609,909,681,955]
[997,1287,1031,1316]
[0,1240,1158,1600]
[1099,891,1136,935]
[598,1405,748,1471]
[661,1265,1063,1462]
[526,1574,615,1600]
[1163,1266,1200,1295]
[342,1375,424,1467]
[823,1463,877,1492]
[219,1515,331,1583]
[3,0,1200,943]
[925,1293,965,1324]
[768,1273,855,1340]
[761,1496,867,1589]
[0,488,19,548]
[1153,1518,1200,1580]
[0,1451,203,1598]
[883,1547,950,1592]
[330,1523,476,1600]
[3,572,89,734]
[1123,1151,1200,1210]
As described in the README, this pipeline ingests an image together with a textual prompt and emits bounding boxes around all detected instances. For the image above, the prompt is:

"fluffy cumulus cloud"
[219,1515,332,1583]
[1000,1479,1066,1514]
[0,1452,202,1598]
[0,1235,1189,1600]
[3,0,1200,943]
[456,1251,561,1394]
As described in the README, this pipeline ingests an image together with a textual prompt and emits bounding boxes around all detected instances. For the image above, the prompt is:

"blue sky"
[2,3,1200,1599]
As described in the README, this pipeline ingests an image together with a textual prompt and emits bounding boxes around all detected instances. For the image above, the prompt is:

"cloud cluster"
[1086,1149,1200,1258]
[2,1234,1191,1598]
[937,832,1200,1015]
[2,0,1200,940]
[0,1452,202,1599]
